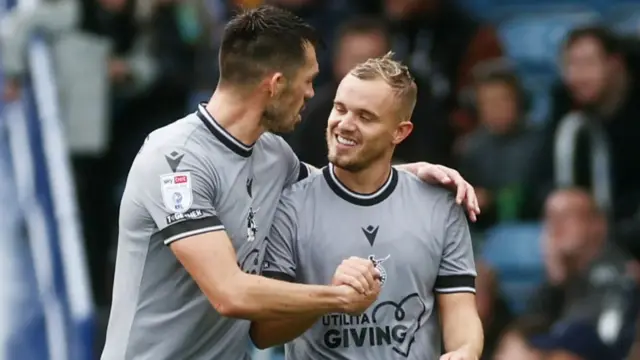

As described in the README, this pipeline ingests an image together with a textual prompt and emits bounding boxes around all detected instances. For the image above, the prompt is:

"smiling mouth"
[335,134,357,146]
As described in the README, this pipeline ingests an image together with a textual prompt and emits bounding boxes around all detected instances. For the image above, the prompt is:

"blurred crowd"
[3,0,640,359]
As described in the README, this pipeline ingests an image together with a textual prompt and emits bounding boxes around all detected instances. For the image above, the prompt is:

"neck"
[205,86,265,145]
[599,68,629,117]
[333,158,393,194]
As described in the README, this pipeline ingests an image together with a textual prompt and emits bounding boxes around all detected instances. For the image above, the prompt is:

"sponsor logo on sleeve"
[165,209,204,225]
[160,172,193,213]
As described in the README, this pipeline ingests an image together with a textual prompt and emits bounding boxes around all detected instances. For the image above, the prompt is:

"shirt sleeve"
[434,195,477,294]
[137,147,224,246]
[279,137,310,187]
[261,189,299,282]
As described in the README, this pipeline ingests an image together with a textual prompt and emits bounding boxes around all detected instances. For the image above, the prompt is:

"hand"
[440,348,478,360]
[410,163,480,222]
[335,283,380,315]
[332,256,380,295]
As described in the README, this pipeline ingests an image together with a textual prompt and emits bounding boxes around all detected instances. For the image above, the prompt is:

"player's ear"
[266,72,286,98]
[392,121,413,145]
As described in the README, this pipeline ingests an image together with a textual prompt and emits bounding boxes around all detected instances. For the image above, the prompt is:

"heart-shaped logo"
[371,293,427,357]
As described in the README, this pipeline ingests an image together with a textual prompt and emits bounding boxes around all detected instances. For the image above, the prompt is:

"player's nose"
[336,113,357,132]
[305,85,315,99]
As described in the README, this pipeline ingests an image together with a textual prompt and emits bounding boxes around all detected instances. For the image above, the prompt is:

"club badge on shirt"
[160,172,193,213]
[246,207,258,242]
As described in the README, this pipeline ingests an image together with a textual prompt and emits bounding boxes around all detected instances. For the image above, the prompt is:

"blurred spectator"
[493,316,548,360]
[287,15,452,167]
[475,261,513,360]
[383,0,503,134]
[0,0,79,101]
[457,60,541,229]
[80,0,159,97]
[529,321,620,360]
[526,188,638,354]
[75,0,196,309]
[534,26,640,221]
[628,315,640,360]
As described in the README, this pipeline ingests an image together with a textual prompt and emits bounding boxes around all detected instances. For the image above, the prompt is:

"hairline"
[346,72,416,122]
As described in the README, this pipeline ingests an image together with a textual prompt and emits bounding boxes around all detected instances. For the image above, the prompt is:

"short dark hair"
[336,16,390,45]
[472,58,524,104]
[564,25,621,55]
[219,5,320,86]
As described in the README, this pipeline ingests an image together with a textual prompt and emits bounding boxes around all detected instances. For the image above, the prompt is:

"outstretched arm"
[172,231,351,320]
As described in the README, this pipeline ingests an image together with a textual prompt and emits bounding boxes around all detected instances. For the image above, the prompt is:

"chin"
[329,155,366,172]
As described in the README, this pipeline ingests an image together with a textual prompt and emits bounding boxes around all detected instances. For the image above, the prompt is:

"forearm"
[220,271,344,320]
[442,309,484,357]
[250,315,319,349]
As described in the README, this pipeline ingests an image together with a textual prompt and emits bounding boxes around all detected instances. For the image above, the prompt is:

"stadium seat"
[519,68,558,124]
[456,0,494,19]
[606,4,640,34]
[496,7,600,67]
[481,222,545,314]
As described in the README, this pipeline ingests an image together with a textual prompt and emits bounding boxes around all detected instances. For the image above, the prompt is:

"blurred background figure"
[526,188,639,356]
[533,26,640,221]
[3,0,640,359]
[529,321,620,360]
[383,0,503,134]
[457,59,541,229]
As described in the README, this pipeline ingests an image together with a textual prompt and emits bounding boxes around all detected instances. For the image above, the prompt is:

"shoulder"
[133,114,221,180]
[396,171,458,212]
[282,170,324,198]
[257,133,294,155]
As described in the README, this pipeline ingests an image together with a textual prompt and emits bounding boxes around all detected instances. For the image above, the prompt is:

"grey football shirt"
[101,103,308,360]
[262,163,476,360]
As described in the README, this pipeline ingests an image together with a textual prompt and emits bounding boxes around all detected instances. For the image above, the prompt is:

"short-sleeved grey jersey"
[101,104,307,360]
[263,164,476,360]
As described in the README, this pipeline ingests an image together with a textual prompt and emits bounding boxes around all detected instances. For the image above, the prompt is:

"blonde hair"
[349,51,418,122]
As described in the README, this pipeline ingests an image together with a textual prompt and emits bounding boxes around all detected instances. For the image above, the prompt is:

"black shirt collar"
[196,103,254,157]
[323,163,398,206]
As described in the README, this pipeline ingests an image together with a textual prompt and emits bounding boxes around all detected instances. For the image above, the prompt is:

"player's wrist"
[315,285,351,313]
[453,344,480,359]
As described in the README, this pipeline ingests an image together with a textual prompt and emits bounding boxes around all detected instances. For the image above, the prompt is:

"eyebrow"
[334,101,379,119]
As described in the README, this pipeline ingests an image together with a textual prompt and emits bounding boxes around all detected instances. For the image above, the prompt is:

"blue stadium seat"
[606,4,640,34]
[457,0,494,19]
[496,8,600,67]
[519,68,558,124]
[481,222,545,314]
